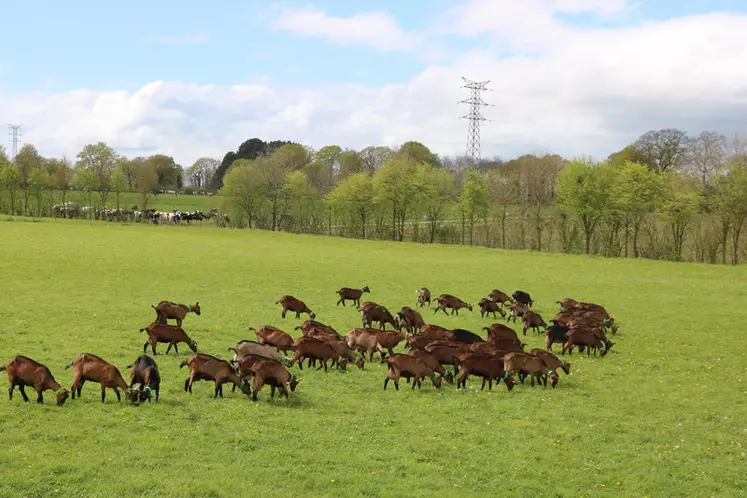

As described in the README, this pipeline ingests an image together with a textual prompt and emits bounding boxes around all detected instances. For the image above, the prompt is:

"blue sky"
[2,0,747,164]
[2,0,743,93]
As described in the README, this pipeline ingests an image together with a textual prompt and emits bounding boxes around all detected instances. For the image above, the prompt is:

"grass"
[0,218,745,497]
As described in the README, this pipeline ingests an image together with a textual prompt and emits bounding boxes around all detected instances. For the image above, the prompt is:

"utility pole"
[459,78,491,162]
[7,123,23,161]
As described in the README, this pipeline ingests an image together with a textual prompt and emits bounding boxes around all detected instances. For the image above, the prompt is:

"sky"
[2,0,747,166]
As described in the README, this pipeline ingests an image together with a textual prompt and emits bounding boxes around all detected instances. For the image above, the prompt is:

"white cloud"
[3,6,747,166]
[272,6,421,52]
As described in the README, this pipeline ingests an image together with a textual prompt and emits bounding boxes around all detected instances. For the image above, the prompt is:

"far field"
[0,218,744,497]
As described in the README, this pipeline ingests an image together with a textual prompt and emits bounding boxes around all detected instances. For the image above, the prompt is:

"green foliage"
[76,142,118,190]
[373,156,421,241]
[325,172,373,238]
[713,162,747,264]
[0,220,745,496]
[418,163,456,243]
[14,144,44,184]
[459,170,490,245]
[557,159,617,253]
[220,160,263,227]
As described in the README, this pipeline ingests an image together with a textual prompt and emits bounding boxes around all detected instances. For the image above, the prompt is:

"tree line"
[1,129,746,265]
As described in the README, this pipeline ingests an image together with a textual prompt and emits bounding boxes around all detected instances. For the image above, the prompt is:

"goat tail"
[274,300,280,305]
[64,361,74,370]
[227,346,236,353]
[139,327,147,332]
[0,364,6,372]
[179,360,188,369]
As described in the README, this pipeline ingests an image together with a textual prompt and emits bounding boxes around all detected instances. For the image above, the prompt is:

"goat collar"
[186,305,192,312]
[288,372,296,383]
[54,387,65,396]
[503,372,510,380]
[144,386,153,393]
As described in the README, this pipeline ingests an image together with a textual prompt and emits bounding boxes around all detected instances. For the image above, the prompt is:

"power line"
[459,77,492,162]
[7,123,23,161]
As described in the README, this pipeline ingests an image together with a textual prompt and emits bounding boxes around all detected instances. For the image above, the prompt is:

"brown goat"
[396,306,425,334]
[1,355,69,406]
[529,349,571,375]
[418,324,451,341]
[434,294,473,315]
[479,298,506,319]
[405,334,433,351]
[457,352,516,391]
[360,302,397,330]
[125,354,161,402]
[180,353,251,398]
[562,329,610,357]
[383,354,443,390]
[423,343,464,376]
[336,286,370,307]
[291,337,359,371]
[522,311,547,336]
[372,330,406,358]
[140,322,198,355]
[407,350,454,384]
[346,328,387,361]
[507,300,528,323]
[153,300,200,328]
[250,325,295,354]
[66,353,138,404]
[416,287,431,307]
[276,295,316,319]
[483,323,521,344]
[295,320,342,339]
[248,358,301,401]
[503,352,559,388]
[488,289,511,306]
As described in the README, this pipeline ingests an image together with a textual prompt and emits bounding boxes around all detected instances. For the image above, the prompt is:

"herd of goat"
[1,287,618,406]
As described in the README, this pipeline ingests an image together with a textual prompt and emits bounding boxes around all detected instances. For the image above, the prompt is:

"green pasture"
[0,218,744,497]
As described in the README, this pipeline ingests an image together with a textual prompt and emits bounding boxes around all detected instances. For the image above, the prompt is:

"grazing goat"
[290,337,359,371]
[180,353,252,398]
[276,295,316,319]
[484,323,521,345]
[418,324,451,341]
[396,306,425,334]
[360,302,398,330]
[126,354,161,402]
[504,352,559,388]
[434,294,473,316]
[507,301,529,323]
[416,287,431,307]
[1,355,69,406]
[522,311,547,336]
[140,322,198,355]
[250,325,295,354]
[529,349,571,376]
[295,320,343,339]
[336,286,370,307]
[228,340,291,366]
[248,358,301,401]
[479,298,506,319]
[153,301,200,328]
[457,352,516,391]
[66,354,139,404]
[448,328,485,344]
[346,328,387,362]
[384,354,443,390]
[488,289,511,306]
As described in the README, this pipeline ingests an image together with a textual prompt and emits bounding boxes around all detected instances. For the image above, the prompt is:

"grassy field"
[0,218,745,497]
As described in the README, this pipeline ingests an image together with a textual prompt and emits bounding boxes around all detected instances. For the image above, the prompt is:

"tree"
[116,157,137,189]
[338,151,363,179]
[280,170,321,232]
[134,157,158,209]
[0,164,21,215]
[270,144,311,172]
[686,131,726,188]
[326,172,373,238]
[73,166,97,216]
[15,144,44,184]
[487,167,520,249]
[146,155,180,190]
[27,168,50,217]
[110,168,128,216]
[76,142,118,192]
[373,156,421,241]
[459,170,490,245]
[418,164,456,243]
[607,145,648,169]
[713,162,747,264]
[212,138,296,189]
[556,159,617,254]
[662,172,699,261]
[613,161,665,257]
[397,141,439,166]
[187,157,219,188]
[633,129,690,172]
[221,160,264,227]
[360,146,394,173]
[45,157,74,206]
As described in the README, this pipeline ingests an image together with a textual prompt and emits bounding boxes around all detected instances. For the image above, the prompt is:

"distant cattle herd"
[1,288,617,406]
[51,202,229,225]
